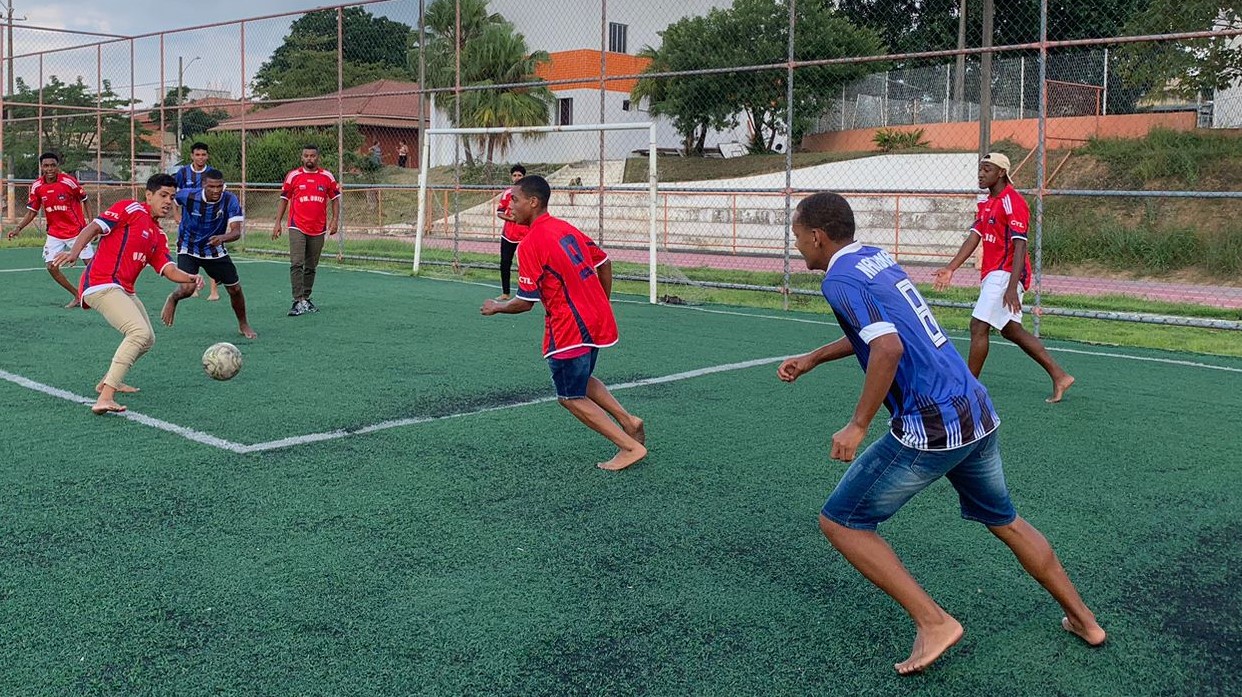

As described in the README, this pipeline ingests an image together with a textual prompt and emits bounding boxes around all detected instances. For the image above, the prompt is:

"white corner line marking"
[0,369,250,453]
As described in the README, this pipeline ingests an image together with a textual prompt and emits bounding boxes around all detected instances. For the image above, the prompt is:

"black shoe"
[288,300,305,316]
[304,299,319,313]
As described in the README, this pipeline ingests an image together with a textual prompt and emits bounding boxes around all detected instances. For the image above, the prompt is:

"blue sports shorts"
[547,348,599,400]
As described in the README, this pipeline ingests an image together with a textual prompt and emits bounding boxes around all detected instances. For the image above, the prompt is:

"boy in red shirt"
[272,145,341,316]
[6,152,93,307]
[495,164,529,300]
[52,173,204,415]
[934,153,1074,403]
[481,175,646,471]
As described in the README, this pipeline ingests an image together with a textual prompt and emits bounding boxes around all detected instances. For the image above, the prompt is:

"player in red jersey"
[495,164,529,300]
[481,175,647,471]
[6,152,93,307]
[272,145,341,316]
[52,174,204,415]
[934,153,1075,403]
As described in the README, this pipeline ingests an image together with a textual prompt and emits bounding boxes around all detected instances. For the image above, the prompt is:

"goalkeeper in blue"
[777,192,1104,675]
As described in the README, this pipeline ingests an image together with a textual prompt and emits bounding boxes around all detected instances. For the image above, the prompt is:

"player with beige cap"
[933,152,1075,403]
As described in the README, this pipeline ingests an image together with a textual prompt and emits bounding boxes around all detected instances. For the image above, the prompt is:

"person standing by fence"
[272,145,341,317]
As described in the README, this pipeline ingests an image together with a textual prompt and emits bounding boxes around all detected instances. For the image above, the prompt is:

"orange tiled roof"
[535,50,652,93]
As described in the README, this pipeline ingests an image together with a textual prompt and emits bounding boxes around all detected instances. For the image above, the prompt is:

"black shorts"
[177,253,240,286]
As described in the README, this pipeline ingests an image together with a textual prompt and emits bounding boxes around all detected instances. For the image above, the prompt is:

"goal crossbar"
[414,122,660,303]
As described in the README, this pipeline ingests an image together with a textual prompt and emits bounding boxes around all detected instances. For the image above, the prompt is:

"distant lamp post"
[176,55,202,155]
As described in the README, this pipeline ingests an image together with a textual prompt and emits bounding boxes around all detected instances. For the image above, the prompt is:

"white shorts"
[972,270,1023,330]
[42,235,95,264]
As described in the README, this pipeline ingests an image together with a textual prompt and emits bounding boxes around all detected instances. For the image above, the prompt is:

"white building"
[427,1,753,168]
[1212,33,1242,127]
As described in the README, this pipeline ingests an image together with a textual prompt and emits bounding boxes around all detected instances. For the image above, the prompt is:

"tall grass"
[1043,200,1242,277]
[1079,128,1242,189]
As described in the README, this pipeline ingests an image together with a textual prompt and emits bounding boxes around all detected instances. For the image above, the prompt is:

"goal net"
[414,122,663,303]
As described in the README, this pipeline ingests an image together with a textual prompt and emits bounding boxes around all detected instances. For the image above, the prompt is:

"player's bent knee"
[970,318,991,335]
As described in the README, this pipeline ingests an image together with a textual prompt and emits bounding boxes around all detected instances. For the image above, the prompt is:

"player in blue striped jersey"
[174,142,218,300]
[779,192,1103,674]
[160,169,256,339]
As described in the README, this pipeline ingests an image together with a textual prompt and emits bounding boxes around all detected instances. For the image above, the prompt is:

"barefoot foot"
[624,417,645,445]
[1047,374,1075,403]
[239,324,258,339]
[207,294,220,302]
[90,399,127,415]
[895,616,964,675]
[1062,616,1106,646]
[64,298,81,309]
[597,444,647,471]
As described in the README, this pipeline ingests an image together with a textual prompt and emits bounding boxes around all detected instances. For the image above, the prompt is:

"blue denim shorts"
[547,348,599,399]
[821,430,1016,531]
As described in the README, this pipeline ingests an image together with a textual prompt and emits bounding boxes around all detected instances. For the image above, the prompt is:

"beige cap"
[981,152,1011,173]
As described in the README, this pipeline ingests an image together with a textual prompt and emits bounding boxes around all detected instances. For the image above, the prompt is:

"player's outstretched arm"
[933,232,981,291]
[832,333,903,462]
[161,263,203,291]
[50,222,104,267]
[481,297,534,316]
[7,209,38,239]
[778,337,855,382]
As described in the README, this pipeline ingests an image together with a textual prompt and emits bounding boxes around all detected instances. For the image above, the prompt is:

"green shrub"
[872,128,928,152]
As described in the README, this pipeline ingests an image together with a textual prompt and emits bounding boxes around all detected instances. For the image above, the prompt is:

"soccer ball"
[202,342,243,381]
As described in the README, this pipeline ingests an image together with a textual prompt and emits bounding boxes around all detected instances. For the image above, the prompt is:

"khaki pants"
[289,229,326,301]
[89,287,155,388]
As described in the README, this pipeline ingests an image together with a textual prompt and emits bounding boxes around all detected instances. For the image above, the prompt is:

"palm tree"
[419,0,553,165]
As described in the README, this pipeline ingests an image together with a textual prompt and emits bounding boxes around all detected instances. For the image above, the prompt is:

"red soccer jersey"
[28,174,88,239]
[516,213,618,358]
[280,168,341,235]
[971,184,1032,285]
[80,200,173,298]
[497,188,530,243]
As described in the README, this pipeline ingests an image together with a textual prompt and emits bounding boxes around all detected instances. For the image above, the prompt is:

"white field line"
[239,355,791,453]
[1,356,790,455]
[0,267,49,273]
[0,369,250,453]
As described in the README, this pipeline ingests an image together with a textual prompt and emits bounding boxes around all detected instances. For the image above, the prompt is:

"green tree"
[252,7,413,100]
[148,87,228,139]
[1114,1,1242,100]
[636,0,882,154]
[186,127,364,183]
[419,0,554,165]
[4,76,144,178]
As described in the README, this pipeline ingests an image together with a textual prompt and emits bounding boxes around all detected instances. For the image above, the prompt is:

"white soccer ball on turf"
[202,342,243,381]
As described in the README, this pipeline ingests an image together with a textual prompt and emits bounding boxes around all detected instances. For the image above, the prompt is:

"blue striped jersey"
[822,242,999,451]
[174,164,209,191]
[174,188,243,258]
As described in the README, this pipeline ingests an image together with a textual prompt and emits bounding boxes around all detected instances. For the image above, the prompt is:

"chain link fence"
[2,0,1239,330]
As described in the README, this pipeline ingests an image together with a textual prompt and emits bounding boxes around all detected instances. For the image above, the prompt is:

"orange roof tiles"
[535,50,652,93]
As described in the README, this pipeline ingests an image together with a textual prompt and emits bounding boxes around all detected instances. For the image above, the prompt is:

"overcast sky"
[12,1,414,107]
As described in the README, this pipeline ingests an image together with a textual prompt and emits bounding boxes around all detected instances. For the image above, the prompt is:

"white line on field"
[239,354,791,453]
[1,355,790,455]
[0,369,250,453]
[0,266,48,273]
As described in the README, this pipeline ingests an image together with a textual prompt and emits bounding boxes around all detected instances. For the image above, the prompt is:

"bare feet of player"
[64,297,81,309]
[1046,374,1075,403]
[239,323,258,339]
[1062,615,1107,646]
[623,417,646,445]
[895,615,964,675]
[160,297,178,327]
[597,443,647,471]
[90,398,127,415]
[96,381,139,394]
[207,291,220,301]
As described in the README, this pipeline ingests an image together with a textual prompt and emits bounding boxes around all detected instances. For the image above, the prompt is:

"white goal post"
[414,122,660,303]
